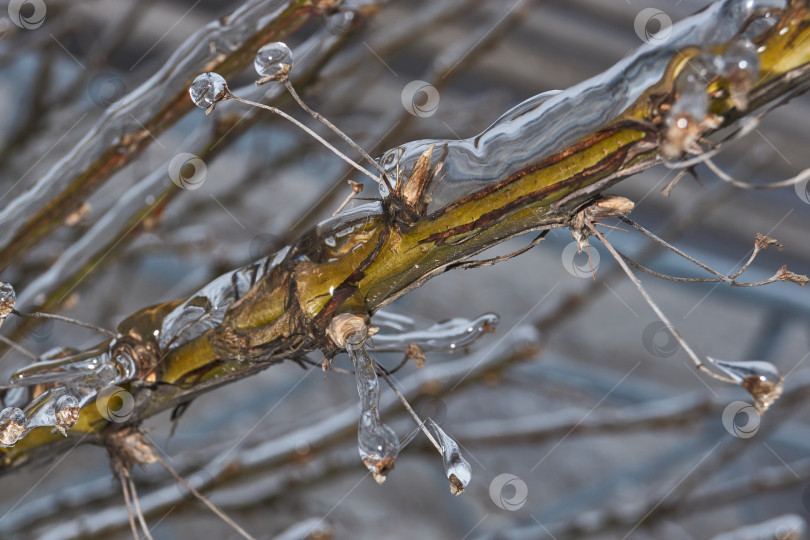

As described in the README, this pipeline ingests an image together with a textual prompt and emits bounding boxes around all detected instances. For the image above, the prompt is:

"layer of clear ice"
[376,0,787,213]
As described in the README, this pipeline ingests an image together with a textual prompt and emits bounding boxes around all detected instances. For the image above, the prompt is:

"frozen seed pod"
[254,42,293,82]
[427,419,471,495]
[708,357,783,413]
[189,72,227,109]
[0,407,26,447]
[54,393,80,436]
[0,282,15,327]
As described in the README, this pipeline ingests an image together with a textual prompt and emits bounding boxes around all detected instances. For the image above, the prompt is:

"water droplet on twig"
[189,72,227,109]
[708,357,783,412]
[427,419,471,495]
[345,334,400,484]
[254,42,293,83]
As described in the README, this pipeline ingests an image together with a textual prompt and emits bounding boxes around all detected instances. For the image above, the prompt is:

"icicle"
[254,42,293,82]
[189,72,227,109]
[371,313,499,353]
[708,357,783,413]
[331,314,400,484]
[427,419,471,495]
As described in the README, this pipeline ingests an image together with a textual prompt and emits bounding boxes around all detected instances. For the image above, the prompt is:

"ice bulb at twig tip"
[189,72,227,109]
[254,42,293,81]
[346,335,400,484]
[427,419,471,495]
[0,281,15,325]
[708,357,783,413]
[0,407,26,447]
[54,393,80,436]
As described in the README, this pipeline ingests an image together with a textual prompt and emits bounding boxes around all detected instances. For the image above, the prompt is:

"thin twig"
[225,91,382,185]
[127,475,154,540]
[283,80,391,185]
[374,362,442,453]
[0,335,39,361]
[117,469,140,540]
[704,156,810,190]
[153,454,256,540]
[584,219,735,384]
[11,309,117,338]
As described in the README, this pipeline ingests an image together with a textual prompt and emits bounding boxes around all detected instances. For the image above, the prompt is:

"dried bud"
[755,233,782,251]
[776,266,808,287]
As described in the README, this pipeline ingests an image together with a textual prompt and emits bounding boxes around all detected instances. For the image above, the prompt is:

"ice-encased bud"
[189,72,227,109]
[0,407,26,446]
[709,357,783,412]
[427,419,471,495]
[54,393,80,436]
[254,42,293,81]
[0,282,15,318]
[345,333,400,484]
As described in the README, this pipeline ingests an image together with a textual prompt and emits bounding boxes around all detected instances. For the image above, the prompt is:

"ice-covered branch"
[2,0,810,471]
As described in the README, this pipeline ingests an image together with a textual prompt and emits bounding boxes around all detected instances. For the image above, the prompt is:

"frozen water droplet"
[346,337,400,484]
[54,393,80,435]
[709,357,783,412]
[254,42,293,81]
[0,281,15,320]
[189,72,227,109]
[669,75,709,124]
[427,419,471,495]
[0,407,26,446]
[723,40,759,76]
[721,40,759,109]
